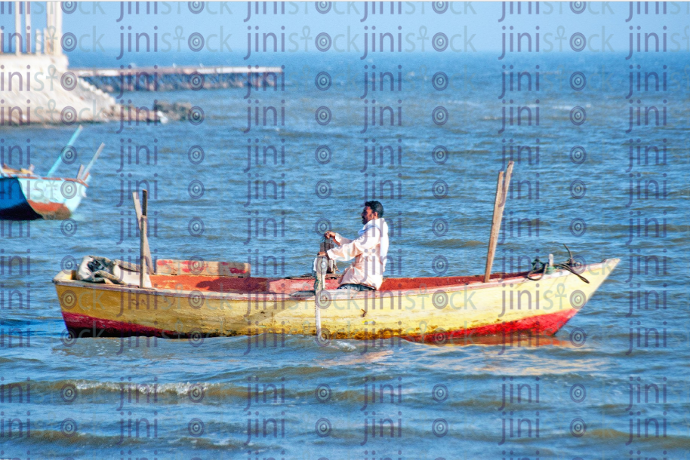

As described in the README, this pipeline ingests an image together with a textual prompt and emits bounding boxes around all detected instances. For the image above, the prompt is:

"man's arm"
[324,231,352,246]
[327,227,380,261]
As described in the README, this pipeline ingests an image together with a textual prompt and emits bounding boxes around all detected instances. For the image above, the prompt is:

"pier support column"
[25,1,31,53]
[55,1,62,55]
[45,1,61,55]
[15,1,21,54]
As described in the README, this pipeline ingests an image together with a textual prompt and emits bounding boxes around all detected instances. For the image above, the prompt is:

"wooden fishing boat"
[53,256,619,343]
[53,161,619,343]
[0,126,103,220]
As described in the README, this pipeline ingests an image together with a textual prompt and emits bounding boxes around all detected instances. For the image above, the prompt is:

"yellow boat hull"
[53,258,619,343]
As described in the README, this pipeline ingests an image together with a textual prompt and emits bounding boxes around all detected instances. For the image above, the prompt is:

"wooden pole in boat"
[483,161,514,283]
[501,161,514,210]
[139,190,149,288]
[483,171,504,283]
[132,191,154,273]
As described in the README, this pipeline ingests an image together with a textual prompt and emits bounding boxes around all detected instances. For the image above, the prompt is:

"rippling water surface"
[1,17,689,460]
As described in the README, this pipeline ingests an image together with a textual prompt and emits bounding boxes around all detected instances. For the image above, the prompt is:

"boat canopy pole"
[80,143,105,180]
[483,161,514,283]
[47,125,83,177]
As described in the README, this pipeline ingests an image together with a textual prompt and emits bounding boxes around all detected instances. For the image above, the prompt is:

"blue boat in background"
[0,126,104,220]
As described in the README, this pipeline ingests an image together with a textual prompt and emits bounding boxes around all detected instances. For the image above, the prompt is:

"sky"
[2,1,689,61]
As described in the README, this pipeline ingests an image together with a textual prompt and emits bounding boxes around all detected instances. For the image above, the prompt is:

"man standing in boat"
[323,201,389,291]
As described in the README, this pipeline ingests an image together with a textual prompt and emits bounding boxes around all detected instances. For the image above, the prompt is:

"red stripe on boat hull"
[63,309,579,341]
[28,200,72,219]
[405,309,578,344]
[62,312,184,338]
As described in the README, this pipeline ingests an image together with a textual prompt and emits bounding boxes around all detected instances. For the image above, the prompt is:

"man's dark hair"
[364,200,384,217]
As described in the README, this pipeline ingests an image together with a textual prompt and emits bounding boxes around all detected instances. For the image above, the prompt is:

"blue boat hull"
[0,177,87,220]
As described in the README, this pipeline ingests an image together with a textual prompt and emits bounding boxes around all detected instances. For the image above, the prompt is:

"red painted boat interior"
[148,272,526,294]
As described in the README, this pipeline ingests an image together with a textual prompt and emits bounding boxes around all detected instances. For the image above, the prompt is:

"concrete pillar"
[45,1,60,55]
[15,1,21,54]
[46,2,52,54]
[55,1,62,55]
[36,28,42,54]
[25,1,31,53]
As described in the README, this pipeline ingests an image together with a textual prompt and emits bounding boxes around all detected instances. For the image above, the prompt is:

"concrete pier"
[1,54,118,126]
[1,1,117,127]
[73,65,284,94]
[0,2,282,127]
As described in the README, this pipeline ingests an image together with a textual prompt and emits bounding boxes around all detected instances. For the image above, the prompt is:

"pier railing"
[71,66,284,93]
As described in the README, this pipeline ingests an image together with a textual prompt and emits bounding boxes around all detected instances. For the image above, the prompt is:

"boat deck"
[147,272,525,294]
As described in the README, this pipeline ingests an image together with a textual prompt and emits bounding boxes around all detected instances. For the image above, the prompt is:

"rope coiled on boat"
[527,244,590,284]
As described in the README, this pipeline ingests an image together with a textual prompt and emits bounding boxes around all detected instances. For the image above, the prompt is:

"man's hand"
[324,231,337,241]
